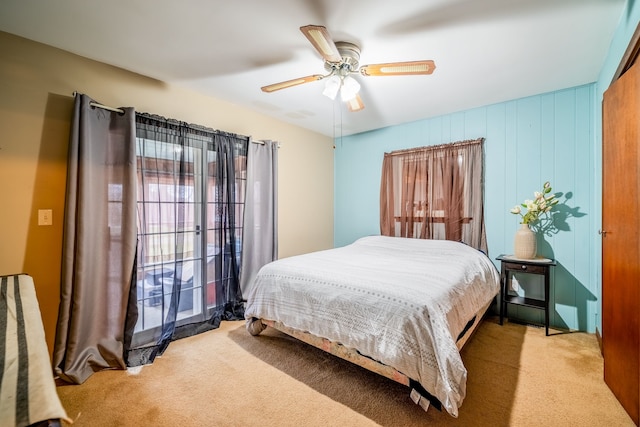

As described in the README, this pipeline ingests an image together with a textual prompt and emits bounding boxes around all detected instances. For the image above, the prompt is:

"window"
[380,138,487,253]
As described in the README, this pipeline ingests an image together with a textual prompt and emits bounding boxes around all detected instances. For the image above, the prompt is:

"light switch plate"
[38,209,52,226]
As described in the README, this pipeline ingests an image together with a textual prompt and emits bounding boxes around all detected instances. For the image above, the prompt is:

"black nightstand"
[496,254,556,336]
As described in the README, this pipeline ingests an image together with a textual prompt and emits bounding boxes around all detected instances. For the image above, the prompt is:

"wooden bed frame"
[247,298,493,413]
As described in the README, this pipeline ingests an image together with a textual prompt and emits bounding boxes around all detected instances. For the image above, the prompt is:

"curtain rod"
[73,92,281,147]
[90,102,124,114]
[385,137,484,157]
[72,91,124,114]
[251,139,281,148]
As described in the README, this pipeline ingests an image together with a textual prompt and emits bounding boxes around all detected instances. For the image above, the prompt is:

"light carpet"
[56,316,633,426]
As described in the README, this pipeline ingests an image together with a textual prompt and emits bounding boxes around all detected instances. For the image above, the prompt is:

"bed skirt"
[247,298,493,413]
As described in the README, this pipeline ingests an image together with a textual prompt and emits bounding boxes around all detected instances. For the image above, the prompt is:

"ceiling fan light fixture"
[340,75,361,102]
[322,75,341,100]
[263,25,436,114]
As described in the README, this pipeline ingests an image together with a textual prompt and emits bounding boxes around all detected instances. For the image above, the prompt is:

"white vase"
[514,223,537,259]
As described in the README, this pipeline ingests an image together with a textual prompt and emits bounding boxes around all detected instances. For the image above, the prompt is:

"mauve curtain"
[239,139,278,298]
[380,138,487,253]
[53,93,137,384]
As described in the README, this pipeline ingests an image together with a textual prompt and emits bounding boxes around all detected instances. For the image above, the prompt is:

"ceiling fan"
[261,25,436,112]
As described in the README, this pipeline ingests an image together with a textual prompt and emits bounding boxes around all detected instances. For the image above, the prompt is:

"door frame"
[611,21,640,83]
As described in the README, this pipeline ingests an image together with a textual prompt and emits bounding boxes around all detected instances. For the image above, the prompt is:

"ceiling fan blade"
[346,94,365,112]
[300,25,342,63]
[261,75,324,93]
[359,60,436,76]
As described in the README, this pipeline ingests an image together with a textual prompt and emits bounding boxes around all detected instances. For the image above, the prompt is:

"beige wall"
[0,31,334,355]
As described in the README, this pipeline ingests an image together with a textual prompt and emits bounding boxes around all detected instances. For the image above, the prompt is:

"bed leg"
[246,317,267,336]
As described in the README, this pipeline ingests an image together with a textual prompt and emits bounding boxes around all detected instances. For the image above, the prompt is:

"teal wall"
[334,85,597,332]
[334,1,640,334]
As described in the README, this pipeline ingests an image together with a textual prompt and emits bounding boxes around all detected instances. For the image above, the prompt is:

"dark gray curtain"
[53,93,137,384]
[126,114,248,366]
[239,139,278,298]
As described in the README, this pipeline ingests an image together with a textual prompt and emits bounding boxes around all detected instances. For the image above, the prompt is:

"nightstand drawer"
[501,262,546,275]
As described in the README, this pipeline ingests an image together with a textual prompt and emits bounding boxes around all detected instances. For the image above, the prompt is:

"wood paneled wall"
[334,84,597,332]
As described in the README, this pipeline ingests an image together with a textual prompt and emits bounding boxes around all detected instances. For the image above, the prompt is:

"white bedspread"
[244,236,500,417]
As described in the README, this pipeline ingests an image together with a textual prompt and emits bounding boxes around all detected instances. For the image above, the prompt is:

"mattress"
[244,236,500,417]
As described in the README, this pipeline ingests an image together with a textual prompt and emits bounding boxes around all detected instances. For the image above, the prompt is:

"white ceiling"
[0,0,626,137]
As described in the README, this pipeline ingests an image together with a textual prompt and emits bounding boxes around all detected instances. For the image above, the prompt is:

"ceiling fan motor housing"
[324,41,361,75]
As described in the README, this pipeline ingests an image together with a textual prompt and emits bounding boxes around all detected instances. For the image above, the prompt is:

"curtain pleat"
[53,93,136,384]
[379,138,487,254]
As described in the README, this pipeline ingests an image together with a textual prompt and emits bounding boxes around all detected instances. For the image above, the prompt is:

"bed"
[0,274,71,427]
[244,236,500,417]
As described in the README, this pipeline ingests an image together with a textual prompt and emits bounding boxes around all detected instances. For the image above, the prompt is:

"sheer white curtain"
[240,139,278,298]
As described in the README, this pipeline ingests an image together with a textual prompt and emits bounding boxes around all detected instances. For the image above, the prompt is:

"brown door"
[602,58,640,424]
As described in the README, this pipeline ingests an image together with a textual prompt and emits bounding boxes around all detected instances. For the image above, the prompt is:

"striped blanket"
[0,274,70,427]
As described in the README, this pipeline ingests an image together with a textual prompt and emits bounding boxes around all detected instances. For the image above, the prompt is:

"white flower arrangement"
[510,181,559,225]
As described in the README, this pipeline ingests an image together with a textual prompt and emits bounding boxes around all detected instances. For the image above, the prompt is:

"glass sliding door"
[127,114,247,364]
[133,137,205,341]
